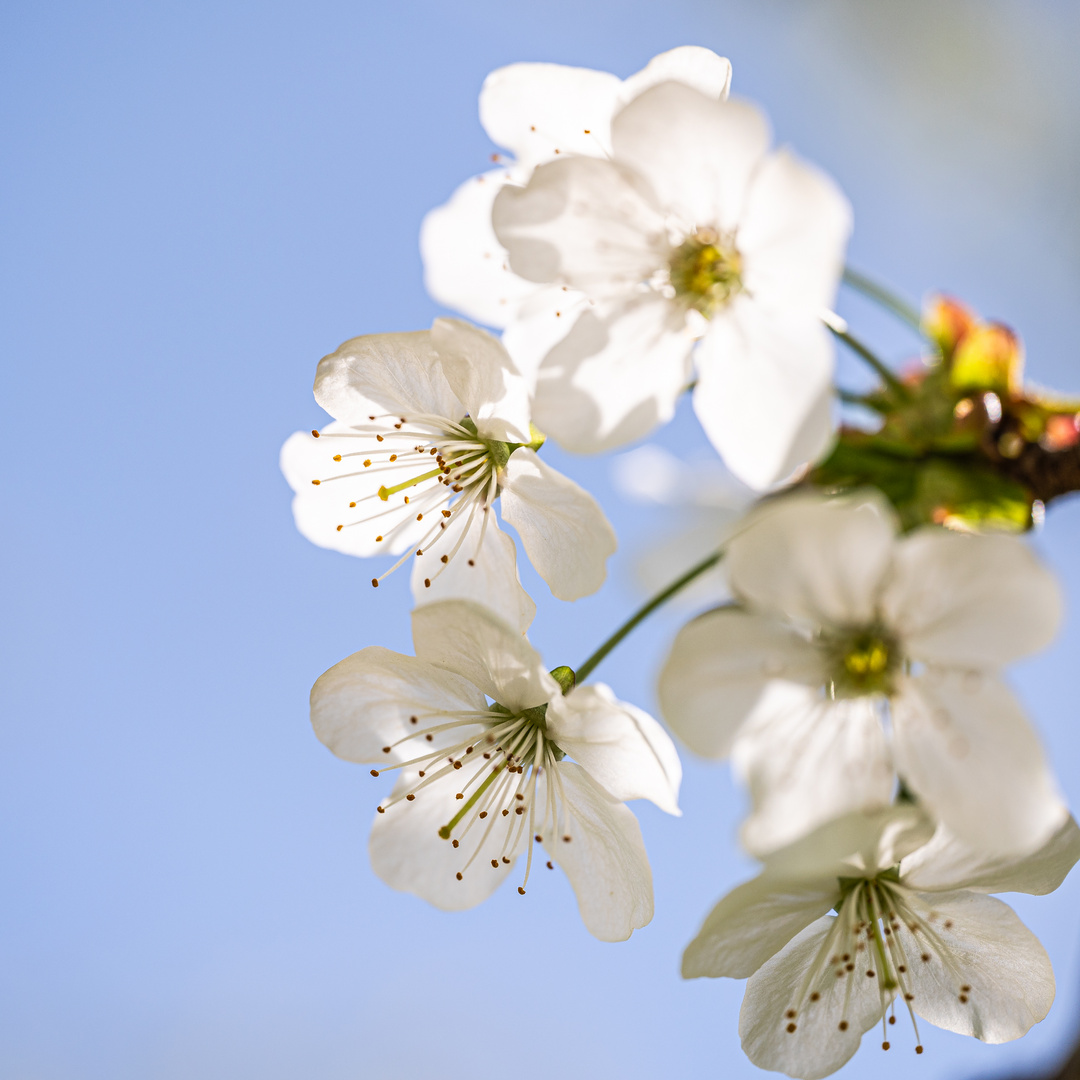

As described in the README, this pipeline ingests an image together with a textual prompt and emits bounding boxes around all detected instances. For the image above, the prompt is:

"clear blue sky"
[3,1,1079,1077]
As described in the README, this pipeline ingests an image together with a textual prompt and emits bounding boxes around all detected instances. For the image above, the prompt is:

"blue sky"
[3,1,1079,1077]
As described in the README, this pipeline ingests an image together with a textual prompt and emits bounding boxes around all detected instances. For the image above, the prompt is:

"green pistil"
[378,467,442,501]
[438,764,504,840]
[668,230,743,317]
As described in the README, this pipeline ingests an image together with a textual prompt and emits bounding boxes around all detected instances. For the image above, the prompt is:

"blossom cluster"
[281,46,1079,1077]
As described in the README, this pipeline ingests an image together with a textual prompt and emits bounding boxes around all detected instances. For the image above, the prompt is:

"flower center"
[776,874,977,1055]
[667,228,743,317]
[369,688,571,895]
[823,627,900,697]
[310,413,508,587]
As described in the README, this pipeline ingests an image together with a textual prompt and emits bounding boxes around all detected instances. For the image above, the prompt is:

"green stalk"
[842,266,923,332]
[575,551,724,684]
[830,325,911,401]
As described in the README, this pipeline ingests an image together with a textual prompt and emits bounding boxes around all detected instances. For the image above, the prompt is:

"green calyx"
[458,417,547,482]
[668,230,743,318]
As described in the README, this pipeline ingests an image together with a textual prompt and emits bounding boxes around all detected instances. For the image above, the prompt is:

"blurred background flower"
[3,1,1079,1077]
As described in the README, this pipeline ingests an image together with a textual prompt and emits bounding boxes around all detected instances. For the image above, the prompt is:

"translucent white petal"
[541,762,654,942]
[530,296,695,454]
[892,671,1067,857]
[411,599,554,712]
[313,331,462,423]
[724,490,898,628]
[733,687,894,857]
[899,891,1054,1042]
[739,916,889,1080]
[499,448,617,601]
[682,874,838,979]
[310,647,488,764]
[692,301,836,491]
[739,149,851,311]
[410,509,535,634]
[280,425,429,558]
[546,683,682,814]
[430,317,531,443]
[419,171,536,329]
[479,61,622,168]
[901,816,1080,896]
[658,608,824,759]
[611,84,770,232]
[492,155,666,296]
[882,528,1063,669]
[369,765,522,911]
[618,46,732,109]
[500,283,589,387]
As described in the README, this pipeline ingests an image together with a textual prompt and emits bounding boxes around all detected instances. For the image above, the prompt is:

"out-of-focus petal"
[618,46,732,108]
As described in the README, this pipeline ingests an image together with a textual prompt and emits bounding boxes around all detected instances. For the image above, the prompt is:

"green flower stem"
[830,325,911,402]
[836,386,888,411]
[575,550,725,684]
[842,266,923,332]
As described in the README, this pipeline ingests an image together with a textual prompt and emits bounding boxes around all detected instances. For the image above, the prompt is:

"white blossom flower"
[490,81,852,490]
[310,598,682,941]
[658,491,1066,857]
[280,318,617,613]
[681,805,1080,1078]
[420,46,732,375]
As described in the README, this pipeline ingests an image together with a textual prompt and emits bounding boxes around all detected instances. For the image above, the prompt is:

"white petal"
[658,607,825,759]
[900,891,1054,1042]
[430,317,531,443]
[693,301,836,491]
[882,528,1063,669]
[541,762,654,941]
[310,647,488,764]
[739,916,888,1080]
[369,765,521,911]
[611,84,770,232]
[618,47,732,108]
[313,331,462,423]
[733,687,894,857]
[530,296,695,454]
[479,61,622,168]
[738,149,851,311]
[762,806,935,883]
[901,816,1080,896]
[725,490,899,628]
[280,424,427,558]
[499,448,617,601]
[545,683,682,814]
[892,671,1067,856]
[419,171,537,329]
[411,599,554,712]
[410,509,535,634]
[492,156,666,296]
[682,874,838,979]
[500,283,590,387]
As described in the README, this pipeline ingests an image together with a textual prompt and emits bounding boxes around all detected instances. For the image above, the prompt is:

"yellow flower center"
[667,228,743,317]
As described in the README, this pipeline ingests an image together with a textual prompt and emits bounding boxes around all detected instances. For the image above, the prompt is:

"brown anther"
[583,128,590,133]
[491,859,499,868]
[845,963,854,972]
[369,769,379,777]
[786,1023,796,1034]
[456,872,463,880]
[311,430,320,437]
[455,793,463,800]
[515,793,524,800]
[406,794,415,801]
[501,809,509,817]
[882,1042,890,1051]
[371,578,379,588]
[332,454,342,462]
[841,954,850,962]
[546,861,553,869]
[483,752,491,759]
[451,839,459,848]
[921,953,931,963]
[382,746,391,754]
[336,525,343,532]
[562,835,571,843]
[311,479,321,486]
[866,970,875,978]
[376,806,385,814]
[416,514,423,521]
[389,454,397,462]
[535,835,542,842]
[515,806,524,815]
[453,760,462,771]
[916,1046,924,1054]
[785,1010,796,1019]
[468,559,475,566]
[501,857,510,864]
[363,459,371,467]
[478,811,487,819]
[959,995,968,1004]
[944,920,954,929]
[838,1021,849,1032]
[809,993,820,1002]
[441,555,449,563]
[898,965,906,973]
[441,510,452,518]
[376,435,383,442]
[904,993,914,1001]
[425,734,433,742]
[417,770,425,778]
[409,716,418,724]
[961,984,971,992]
